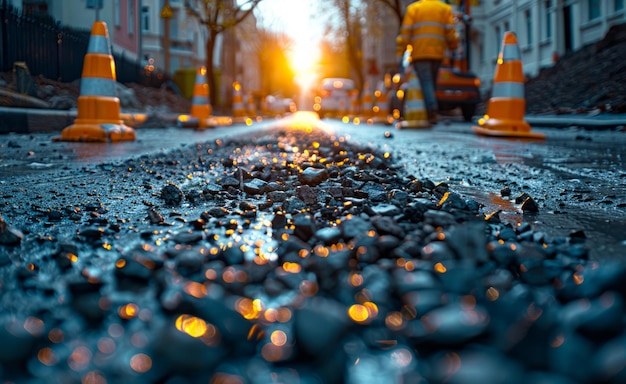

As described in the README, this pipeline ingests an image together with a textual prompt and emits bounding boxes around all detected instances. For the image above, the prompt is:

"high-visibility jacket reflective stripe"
[491,82,524,98]
[396,0,458,60]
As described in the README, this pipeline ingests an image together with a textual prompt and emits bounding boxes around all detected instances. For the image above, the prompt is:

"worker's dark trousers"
[412,59,442,121]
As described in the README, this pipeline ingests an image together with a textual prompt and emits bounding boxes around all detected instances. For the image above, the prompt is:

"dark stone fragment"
[161,183,183,205]
[115,257,154,290]
[296,185,319,205]
[389,189,409,206]
[299,167,328,186]
[171,230,204,245]
[315,227,342,245]
[568,229,586,244]
[0,216,23,245]
[408,179,424,193]
[515,192,531,204]
[267,190,287,202]
[446,222,489,263]
[340,217,374,240]
[371,203,402,216]
[78,226,105,241]
[392,238,420,258]
[548,332,594,383]
[222,245,245,265]
[244,178,268,195]
[501,186,512,197]
[271,211,288,235]
[375,235,401,254]
[283,196,306,213]
[47,210,63,221]
[417,302,489,345]
[294,297,350,357]
[423,210,456,227]
[68,280,107,323]
[186,189,203,204]
[498,226,517,241]
[438,192,469,211]
[239,201,256,211]
[220,176,240,189]
[427,349,524,384]
[395,270,441,296]
[562,292,624,338]
[207,207,229,218]
[436,261,481,294]
[372,216,405,238]
[293,214,316,241]
[147,207,166,224]
[521,195,540,212]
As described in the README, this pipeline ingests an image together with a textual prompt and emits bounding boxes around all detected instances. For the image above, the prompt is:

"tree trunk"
[205,29,218,109]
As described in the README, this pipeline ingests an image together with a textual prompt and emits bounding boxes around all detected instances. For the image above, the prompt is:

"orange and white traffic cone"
[177,66,215,129]
[373,87,390,125]
[54,21,134,142]
[232,82,250,124]
[261,95,270,118]
[349,89,360,120]
[400,65,430,129]
[246,92,259,121]
[473,31,545,139]
[361,83,373,121]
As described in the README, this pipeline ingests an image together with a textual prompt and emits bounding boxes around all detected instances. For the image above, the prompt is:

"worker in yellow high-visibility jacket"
[397,0,459,124]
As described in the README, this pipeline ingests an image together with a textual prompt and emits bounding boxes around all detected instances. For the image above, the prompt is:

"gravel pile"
[525,22,626,115]
[1,125,626,383]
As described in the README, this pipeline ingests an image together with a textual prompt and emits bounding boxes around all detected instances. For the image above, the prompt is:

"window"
[170,12,178,40]
[128,0,134,35]
[141,6,150,32]
[525,9,532,45]
[114,0,120,26]
[588,0,601,20]
[541,0,552,40]
[495,26,501,48]
[615,0,624,12]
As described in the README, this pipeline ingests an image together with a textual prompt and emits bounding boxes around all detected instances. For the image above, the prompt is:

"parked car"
[314,78,355,118]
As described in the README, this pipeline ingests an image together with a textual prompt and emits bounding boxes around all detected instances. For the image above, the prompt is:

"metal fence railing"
[0,3,166,87]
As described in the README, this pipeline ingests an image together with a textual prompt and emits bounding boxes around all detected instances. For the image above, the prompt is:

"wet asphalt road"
[1,114,625,260]
[2,112,626,383]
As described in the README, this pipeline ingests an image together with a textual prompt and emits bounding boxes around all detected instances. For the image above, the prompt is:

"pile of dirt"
[525,22,626,115]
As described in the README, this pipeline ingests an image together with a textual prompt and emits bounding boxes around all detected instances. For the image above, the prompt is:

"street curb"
[0,107,74,134]
[526,115,626,129]
[0,107,179,134]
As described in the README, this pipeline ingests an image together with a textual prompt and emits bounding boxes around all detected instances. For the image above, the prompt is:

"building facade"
[364,0,625,94]
[470,0,626,89]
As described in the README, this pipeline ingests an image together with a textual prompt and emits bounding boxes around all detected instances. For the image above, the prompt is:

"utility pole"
[160,0,173,75]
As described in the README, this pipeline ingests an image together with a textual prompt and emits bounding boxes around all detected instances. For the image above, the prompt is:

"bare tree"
[373,0,404,24]
[185,0,264,107]
[319,0,365,90]
[252,28,298,98]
